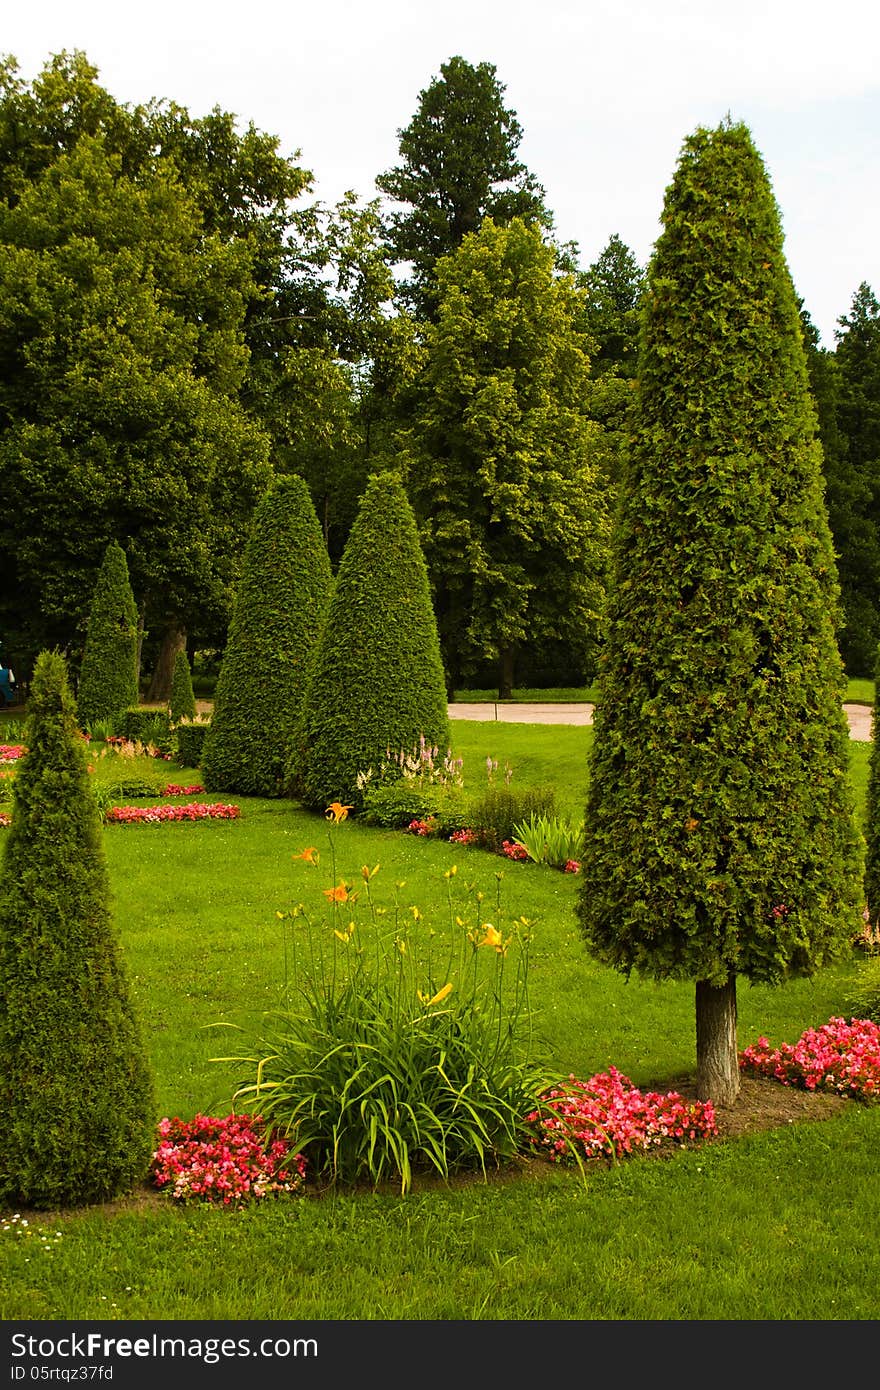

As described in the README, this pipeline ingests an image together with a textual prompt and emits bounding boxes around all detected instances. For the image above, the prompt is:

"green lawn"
[0,718,878,1321]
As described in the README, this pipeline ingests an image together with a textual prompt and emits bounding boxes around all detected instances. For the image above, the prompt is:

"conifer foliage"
[576,121,864,1104]
[76,540,140,729]
[201,474,333,797]
[864,642,880,929]
[292,470,449,811]
[0,651,155,1207]
[169,647,197,723]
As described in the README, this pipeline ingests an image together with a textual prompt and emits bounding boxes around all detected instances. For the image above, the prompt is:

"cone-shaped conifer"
[169,647,197,723]
[76,541,139,729]
[576,120,864,1105]
[293,470,449,811]
[0,651,155,1207]
[201,474,333,797]
[863,643,880,928]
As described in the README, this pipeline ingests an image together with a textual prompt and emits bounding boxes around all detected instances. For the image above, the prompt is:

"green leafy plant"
[511,812,584,868]
[466,785,556,854]
[845,958,880,1026]
[215,811,551,1193]
[361,780,469,833]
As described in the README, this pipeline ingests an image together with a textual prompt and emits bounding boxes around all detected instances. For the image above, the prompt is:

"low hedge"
[175,722,210,768]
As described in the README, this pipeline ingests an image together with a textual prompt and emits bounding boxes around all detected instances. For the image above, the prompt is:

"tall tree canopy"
[576,120,863,1106]
[0,51,313,683]
[830,282,880,672]
[376,55,550,315]
[401,217,610,697]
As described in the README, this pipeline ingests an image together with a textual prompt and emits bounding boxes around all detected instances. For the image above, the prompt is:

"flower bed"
[525,1067,718,1164]
[104,801,239,824]
[0,745,24,764]
[151,1114,306,1205]
[739,1017,880,1101]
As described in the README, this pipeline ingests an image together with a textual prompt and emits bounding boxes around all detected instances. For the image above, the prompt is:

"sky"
[3,0,878,348]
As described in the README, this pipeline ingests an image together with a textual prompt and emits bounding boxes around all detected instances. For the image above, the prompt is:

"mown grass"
[0,715,878,1321]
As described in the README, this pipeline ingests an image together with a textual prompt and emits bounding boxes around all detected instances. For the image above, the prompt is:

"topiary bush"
[174,720,210,769]
[76,541,140,730]
[576,119,864,1104]
[0,650,155,1207]
[169,648,197,723]
[201,475,333,797]
[291,470,449,811]
[117,708,172,746]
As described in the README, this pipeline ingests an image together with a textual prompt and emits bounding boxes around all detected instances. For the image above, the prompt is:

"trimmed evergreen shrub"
[76,541,139,730]
[864,642,880,927]
[575,120,864,1103]
[201,475,333,797]
[174,721,210,769]
[292,471,449,812]
[117,708,172,745]
[0,651,155,1207]
[467,785,557,854]
[169,648,197,723]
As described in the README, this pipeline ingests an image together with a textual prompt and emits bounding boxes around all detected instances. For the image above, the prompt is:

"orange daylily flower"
[325,802,354,823]
[418,982,453,1007]
[479,924,503,949]
[294,846,319,864]
[323,882,350,904]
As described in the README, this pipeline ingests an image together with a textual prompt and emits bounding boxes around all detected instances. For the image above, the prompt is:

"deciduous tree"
[401,217,610,697]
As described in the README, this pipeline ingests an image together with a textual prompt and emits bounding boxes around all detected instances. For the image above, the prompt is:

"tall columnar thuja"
[291,469,449,811]
[169,647,197,723]
[76,540,140,729]
[201,474,333,797]
[863,642,880,929]
[576,120,864,1106]
[0,651,155,1207]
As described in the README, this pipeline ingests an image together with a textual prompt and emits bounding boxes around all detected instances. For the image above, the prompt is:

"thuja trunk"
[145,622,186,703]
[695,974,740,1106]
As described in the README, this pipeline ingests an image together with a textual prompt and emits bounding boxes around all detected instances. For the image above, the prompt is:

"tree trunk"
[498,645,515,701]
[145,621,186,704]
[695,974,740,1106]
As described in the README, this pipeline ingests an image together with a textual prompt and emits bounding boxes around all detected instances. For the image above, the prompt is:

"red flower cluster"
[563,860,581,873]
[0,813,9,828]
[525,1067,718,1164]
[501,840,529,861]
[151,1114,306,1205]
[407,817,437,836]
[739,1017,880,1100]
[449,827,476,846]
[162,784,205,796]
[105,801,240,824]
[0,745,24,764]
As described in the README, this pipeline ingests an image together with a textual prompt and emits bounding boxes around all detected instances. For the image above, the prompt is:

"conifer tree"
[0,651,155,1207]
[292,470,449,811]
[576,120,864,1105]
[76,540,140,728]
[201,474,333,797]
[169,647,197,723]
[864,642,880,929]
